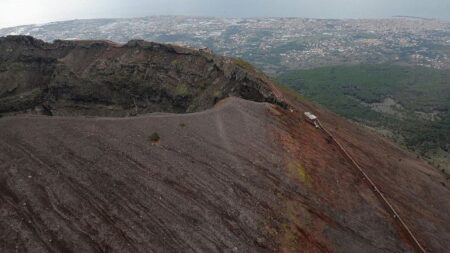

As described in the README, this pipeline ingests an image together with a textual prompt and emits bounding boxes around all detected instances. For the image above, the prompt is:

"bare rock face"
[0,36,284,116]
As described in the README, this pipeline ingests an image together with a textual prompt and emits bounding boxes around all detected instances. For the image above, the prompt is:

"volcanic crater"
[0,36,449,253]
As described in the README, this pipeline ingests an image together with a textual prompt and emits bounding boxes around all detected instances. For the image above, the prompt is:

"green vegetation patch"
[174,83,189,96]
[287,161,312,186]
[234,58,256,71]
[149,132,160,143]
[278,64,450,171]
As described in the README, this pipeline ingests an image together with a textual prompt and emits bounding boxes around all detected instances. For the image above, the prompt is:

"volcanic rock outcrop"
[0,36,283,117]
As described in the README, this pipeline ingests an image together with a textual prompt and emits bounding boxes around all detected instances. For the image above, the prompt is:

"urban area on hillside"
[1,16,450,74]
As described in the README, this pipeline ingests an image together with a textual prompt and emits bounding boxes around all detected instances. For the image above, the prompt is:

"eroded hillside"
[0,37,448,253]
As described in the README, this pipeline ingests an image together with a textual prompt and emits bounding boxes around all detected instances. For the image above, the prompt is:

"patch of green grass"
[234,58,256,71]
[287,161,312,186]
[174,83,189,96]
[149,132,160,143]
[212,90,223,101]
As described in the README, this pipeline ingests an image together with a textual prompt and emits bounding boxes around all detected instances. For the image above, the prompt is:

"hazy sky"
[1,0,450,28]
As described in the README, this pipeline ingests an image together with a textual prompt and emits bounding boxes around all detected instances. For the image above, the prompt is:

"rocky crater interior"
[0,36,283,117]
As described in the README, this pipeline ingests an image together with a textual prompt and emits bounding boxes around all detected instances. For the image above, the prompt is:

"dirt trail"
[1,97,448,252]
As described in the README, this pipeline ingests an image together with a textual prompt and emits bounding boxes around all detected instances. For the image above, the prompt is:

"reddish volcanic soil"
[275,90,450,253]
[1,96,448,253]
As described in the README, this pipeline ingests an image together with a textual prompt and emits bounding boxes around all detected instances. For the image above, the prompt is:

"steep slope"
[274,90,450,252]
[0,37,449,253]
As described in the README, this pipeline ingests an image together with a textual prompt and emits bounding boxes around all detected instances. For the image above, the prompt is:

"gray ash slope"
[0,36,449,253]
[0,98,288,252]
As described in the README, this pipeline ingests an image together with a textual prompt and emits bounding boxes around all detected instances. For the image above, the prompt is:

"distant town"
[2,16,450,74]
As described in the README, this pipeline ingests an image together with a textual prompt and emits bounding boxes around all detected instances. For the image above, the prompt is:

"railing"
[316,119,427,253]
